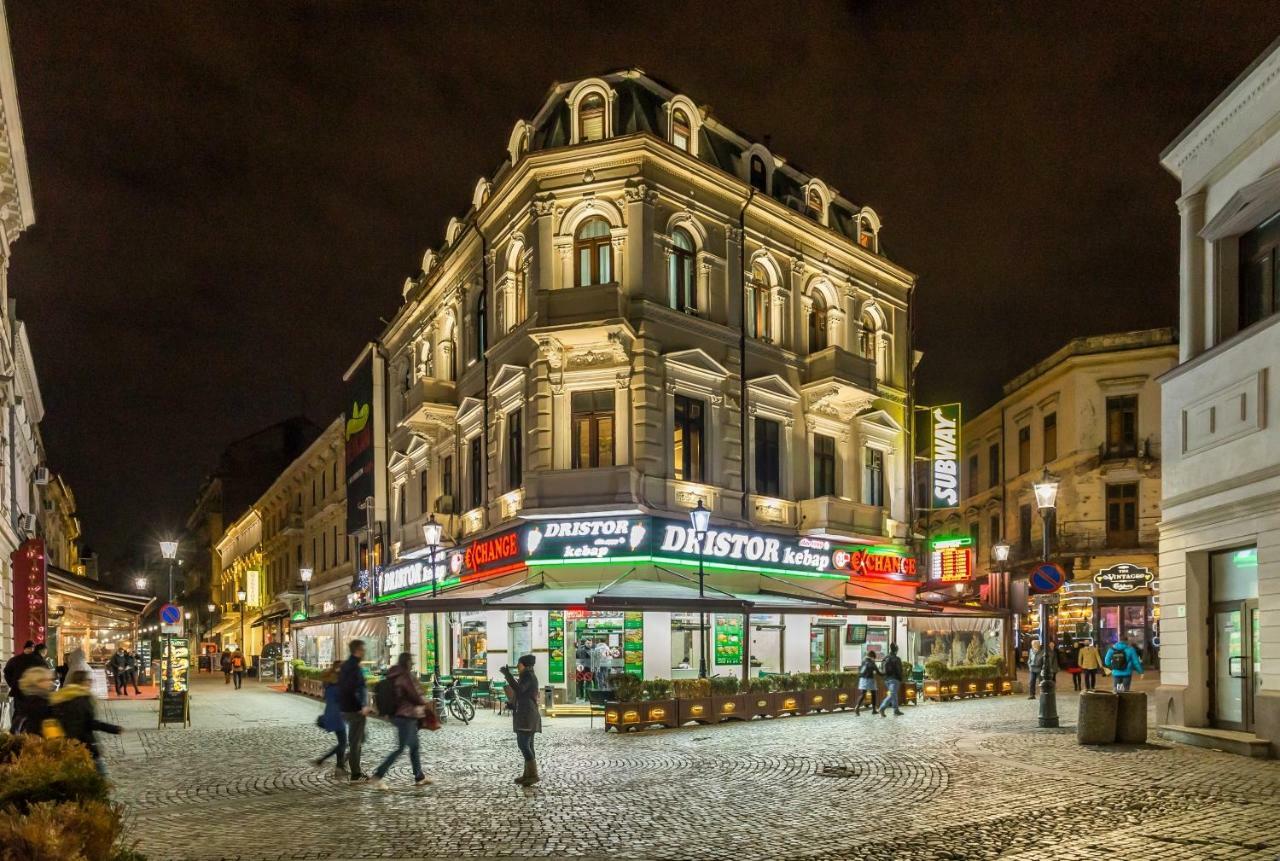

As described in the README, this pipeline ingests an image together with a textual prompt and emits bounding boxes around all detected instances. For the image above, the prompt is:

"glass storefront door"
[810,625,840,672]
[1210,548,1259,731]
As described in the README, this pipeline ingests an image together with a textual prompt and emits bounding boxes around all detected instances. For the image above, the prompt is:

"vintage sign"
[929,404,962,510]
[1093,563,1153,594]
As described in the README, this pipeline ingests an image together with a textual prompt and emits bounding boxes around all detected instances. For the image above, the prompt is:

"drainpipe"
[738,189,755,524]
[479,225,491,526]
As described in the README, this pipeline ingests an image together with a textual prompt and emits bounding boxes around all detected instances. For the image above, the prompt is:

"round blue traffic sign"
[159,603,182,625]
[1030,563,1065,594]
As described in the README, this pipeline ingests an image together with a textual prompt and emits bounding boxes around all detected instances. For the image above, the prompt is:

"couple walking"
[854,643,906,717]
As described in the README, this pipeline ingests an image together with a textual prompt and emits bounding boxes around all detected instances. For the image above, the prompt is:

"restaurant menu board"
[137,639,152,684]
[547,611,565,684]
[714,615,743,666]
[623,612,643,678]
[162,635,190,693]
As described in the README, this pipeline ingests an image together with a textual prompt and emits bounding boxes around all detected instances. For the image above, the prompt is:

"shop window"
[967,453,979,497]
[754,417,780,497]
[468,437,483,511]
[1043,412,1057,464]
[507,408,523,490]
[578,93,605,142]
[571,390,615,469]
[1017,426,1031,474]
[668,227,696,312]
[808,294,829,353]
[671,108,691,152]
[749,154,767,192]
[813,434,837,497]
[673,394,706,482]
[1105,395,1138,458]
[746,264,771,341]
[456,617,487,672]
[988,442,1000,488]
[862,446,884,506]
[1018,504,1032,555]
[1239,210,1280,331]
[574,217,613,287]
[1106,483,1138,547]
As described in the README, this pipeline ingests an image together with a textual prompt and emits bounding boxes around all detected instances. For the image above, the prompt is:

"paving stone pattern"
[99,676,1280,860]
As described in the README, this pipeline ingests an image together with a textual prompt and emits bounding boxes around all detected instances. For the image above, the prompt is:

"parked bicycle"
[432,677,476,724]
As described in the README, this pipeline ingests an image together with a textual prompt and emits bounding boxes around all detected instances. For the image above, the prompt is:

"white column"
[485,610,509,676]
[1177,191,1206,361]
[643,612,672,680]
[782,615,811,673]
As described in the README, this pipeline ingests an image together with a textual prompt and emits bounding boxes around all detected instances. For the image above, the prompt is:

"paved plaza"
[97,674,1280,861]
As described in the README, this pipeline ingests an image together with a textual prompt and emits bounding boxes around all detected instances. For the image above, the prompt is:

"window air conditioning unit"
[33,467,50,485]
[435,494,456,515]
[17,513,36,534]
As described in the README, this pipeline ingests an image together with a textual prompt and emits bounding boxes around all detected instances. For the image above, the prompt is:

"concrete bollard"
[1077,691,1118,745]
[1115,692,1148,744]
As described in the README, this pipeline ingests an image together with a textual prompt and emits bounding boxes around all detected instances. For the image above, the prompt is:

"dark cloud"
[5,1,1273,562]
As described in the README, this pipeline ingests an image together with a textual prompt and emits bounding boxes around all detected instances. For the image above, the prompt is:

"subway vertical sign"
[930,403,961,510]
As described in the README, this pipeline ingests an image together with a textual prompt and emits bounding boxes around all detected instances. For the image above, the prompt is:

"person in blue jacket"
[1103,637,1144,692]
[312,661,347,775]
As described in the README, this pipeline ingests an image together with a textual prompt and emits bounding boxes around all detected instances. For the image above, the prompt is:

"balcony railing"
[798,495,885,537]
[802,346,876,391]
[543,283,625,327]
[401,378,457,427]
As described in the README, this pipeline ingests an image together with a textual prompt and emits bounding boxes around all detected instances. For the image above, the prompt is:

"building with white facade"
[1158,37,1280,755]
[295,70,1002,700]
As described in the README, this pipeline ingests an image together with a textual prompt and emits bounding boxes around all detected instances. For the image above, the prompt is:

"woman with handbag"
[312,661,348,775]
[500,654,542,786]
[371,653,432,790]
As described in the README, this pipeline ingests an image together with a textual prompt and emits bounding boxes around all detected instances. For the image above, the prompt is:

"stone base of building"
[1156,682,1279,758]
[1154,683,1190,727]
[1256,691,1280,758]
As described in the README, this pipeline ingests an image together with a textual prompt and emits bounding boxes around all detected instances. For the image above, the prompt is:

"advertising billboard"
[926,403,961,510]
[344,351,375,534]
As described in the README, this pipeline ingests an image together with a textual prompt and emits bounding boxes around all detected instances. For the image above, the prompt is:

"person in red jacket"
[370,653,431,789]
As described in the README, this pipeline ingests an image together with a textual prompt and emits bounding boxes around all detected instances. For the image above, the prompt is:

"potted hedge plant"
[743,675,774,719]
[804,671,840,713]
[772,673,805,716]
[710,675,747,722]
[674,677,713,725]
[640,678,677,728]
[833,671,860,710]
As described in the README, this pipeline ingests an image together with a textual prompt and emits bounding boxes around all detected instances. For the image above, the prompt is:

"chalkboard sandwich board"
[159,690,189,727]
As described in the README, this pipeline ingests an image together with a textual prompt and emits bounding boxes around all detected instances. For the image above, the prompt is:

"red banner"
[12,538,47,652]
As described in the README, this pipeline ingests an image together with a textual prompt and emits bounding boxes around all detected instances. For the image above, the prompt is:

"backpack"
[1108,646,1129,672]
[231,655,244,671]
[374,676,399,716]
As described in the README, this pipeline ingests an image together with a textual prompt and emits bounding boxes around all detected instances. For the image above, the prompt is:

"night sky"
[5,2,1275,567]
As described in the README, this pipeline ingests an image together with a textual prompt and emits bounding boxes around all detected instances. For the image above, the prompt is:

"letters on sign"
[1093,563,1154,594]
[832,546,917,579]
[929,404,961,510]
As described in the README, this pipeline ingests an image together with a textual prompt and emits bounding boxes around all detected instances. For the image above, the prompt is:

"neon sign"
[929,404,961,510]
[832,546,917,579]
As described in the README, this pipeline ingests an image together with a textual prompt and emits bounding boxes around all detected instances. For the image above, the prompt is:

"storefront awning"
[589,578,750,612]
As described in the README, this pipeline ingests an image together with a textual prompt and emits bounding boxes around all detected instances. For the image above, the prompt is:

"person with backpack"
[337,639,372,783]
[371,652,432,789]
[51,669,122,776]
[220,649,232,684]
[879,644,906,717]
[1076,639,1102,690]
[500,655,542,786]
[230,649,246,689]
[854,649,882,715]
[1103,637,1143,692]
[312,661,348,775]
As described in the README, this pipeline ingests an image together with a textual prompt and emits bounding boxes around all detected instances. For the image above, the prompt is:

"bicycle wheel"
[449,696,476,724]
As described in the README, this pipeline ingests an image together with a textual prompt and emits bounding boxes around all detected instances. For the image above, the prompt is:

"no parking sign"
[159,602,183,634]
[1030,563,1065,594]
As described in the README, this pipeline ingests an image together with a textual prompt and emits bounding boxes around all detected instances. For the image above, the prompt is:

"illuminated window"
[574,217,613,287]
[749,155,767,192]
[668,228,696,312]
[746,264,771,341]
[859,313,877,361]
[579,93,605,142]
[808,294,829,352]
[813,434,837,497]
[858,217,875,250]
[673,394,706,482]
[571,390,615,469]
[671,108,691,152]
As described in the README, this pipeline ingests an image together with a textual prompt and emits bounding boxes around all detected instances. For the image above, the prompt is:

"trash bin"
[1115,692,1147,744]
[1077,691,1118,745]
[544,685,554,710]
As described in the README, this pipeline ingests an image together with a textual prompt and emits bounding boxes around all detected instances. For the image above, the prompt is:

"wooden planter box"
[773,690,804,716]
[677,696,714,725]
[746,691,774,719]
[604,699,679,731]
[920,676,1011,701]
[298,678,324,698]
[833,688,859,711]
[804,688,839,713]
[713,693,749,722]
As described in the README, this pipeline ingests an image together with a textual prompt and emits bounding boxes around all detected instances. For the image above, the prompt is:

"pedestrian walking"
[230,650,246,689]
[220,649,232,684]
[3,641,42,731]
[337,639,372,782]
[312,661,348,775]
[371,653,432,789]
[575,640,592,701]
[124,650,142,695]
[500,654,542,786]
[109,647,128,695]
[1060,642,1082,691]
[879,644,906,717]
[1076,639,1102,691]
[1103,637,1144,693]
[591,640,611,690]
[854,650,881,715]
[50,670,122,776]
[1027,639,1045,699]
[14,666,55,736]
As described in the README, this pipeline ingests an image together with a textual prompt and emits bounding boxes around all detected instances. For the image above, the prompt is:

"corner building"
[309,70,989,699]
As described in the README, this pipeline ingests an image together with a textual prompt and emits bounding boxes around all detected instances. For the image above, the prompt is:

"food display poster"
[547,610,565,683]
[714,614,743,665]
[623,612,644,678]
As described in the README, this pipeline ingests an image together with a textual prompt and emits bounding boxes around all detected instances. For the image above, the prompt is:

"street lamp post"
[299,567,313,618]
[1032,468,1061,729]
[160,540,179,603]
[423,515,444,686]
[236,589,247,662]
[690,500,711,679]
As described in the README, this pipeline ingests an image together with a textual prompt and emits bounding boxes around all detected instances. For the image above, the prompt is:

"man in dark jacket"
[4,641,40,730]
[51,670,122,775]
[500,654,542,786]
[337,640,371,782]
[123,650,142,695]
[879,643,906,717]
[109,647,129,695]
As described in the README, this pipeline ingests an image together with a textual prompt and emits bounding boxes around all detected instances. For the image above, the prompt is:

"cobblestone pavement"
[98,675,1280,861]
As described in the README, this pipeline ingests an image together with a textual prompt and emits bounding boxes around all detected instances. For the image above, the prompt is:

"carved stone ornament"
[623,179,656,204]
[531,194,557,217]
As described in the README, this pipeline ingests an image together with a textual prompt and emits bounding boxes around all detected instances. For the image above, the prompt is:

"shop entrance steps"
[547,704,594,718]
[1157,724,1272,758]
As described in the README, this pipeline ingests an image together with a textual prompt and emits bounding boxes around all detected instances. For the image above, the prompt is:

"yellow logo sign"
[345,401,369,440]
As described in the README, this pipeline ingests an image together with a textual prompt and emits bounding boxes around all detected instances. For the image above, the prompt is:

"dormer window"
[858,217,876,250]
[668,228,696,312]
[579,93,605,142]
[575,217,613,286]
[806,187,824,221]
[749,155,767,192]
[671,108,691,152]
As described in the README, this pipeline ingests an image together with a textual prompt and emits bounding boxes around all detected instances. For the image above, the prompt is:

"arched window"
[474,291,487,361]
[671,108,691,152]
[859,217,875,250]
[808,294,829,352]
[668,228,695,312]
[574,217,613,287]
[579,93,605,142]
[512,265,526,330]
[806,187,824,221]
[745,263,771,341]
[859,313,878,362]
[749,155,767,192]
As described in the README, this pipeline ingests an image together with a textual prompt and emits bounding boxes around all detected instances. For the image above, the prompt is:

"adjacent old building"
[1158,37,1280,754]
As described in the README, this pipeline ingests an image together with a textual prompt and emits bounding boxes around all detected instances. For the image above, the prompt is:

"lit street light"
[299,567,313,619]
[690,500,711,679]
[1032,467,1061,729]
[423,515,444,684]
[236,588,247,660]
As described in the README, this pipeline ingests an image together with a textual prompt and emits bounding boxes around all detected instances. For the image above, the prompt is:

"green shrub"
[709,676,739,695]
[835,672,859,689]
[673,678,710,699]
[641,678,672,700]
[986,654,1006,675]
[743,676,772,693]
[924,659,949,681]
[609,674,643,702]
[0,737,108,814]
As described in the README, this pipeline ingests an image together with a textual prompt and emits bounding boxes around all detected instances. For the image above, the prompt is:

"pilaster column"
[1178,191,1206,361]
